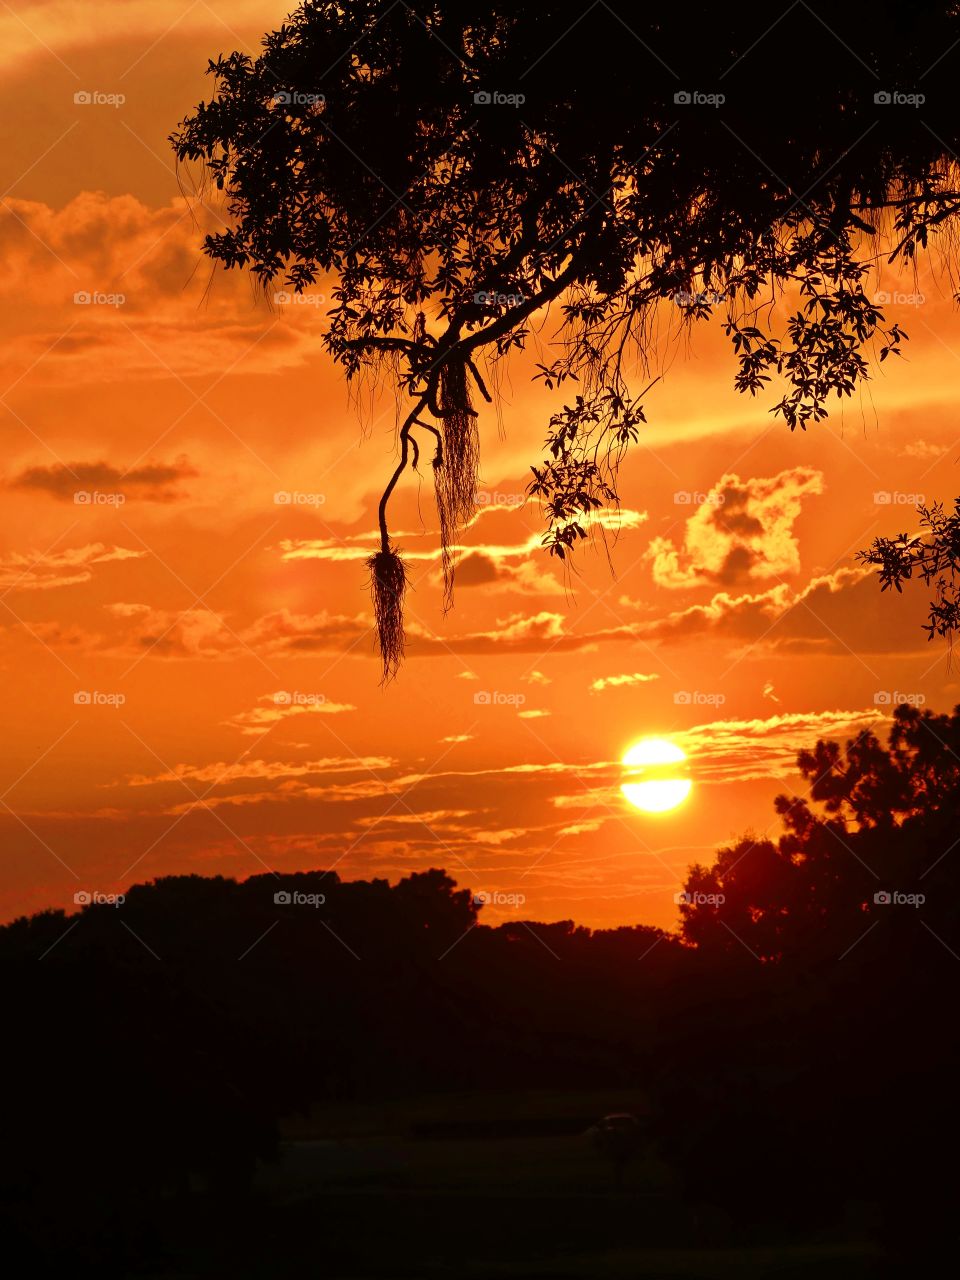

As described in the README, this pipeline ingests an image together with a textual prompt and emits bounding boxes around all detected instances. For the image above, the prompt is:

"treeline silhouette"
[4,705,959,1272]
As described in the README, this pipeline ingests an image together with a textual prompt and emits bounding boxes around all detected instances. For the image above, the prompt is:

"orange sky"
[2,1,958,930]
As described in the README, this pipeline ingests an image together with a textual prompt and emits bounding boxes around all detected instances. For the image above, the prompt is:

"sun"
[621,737,692,814]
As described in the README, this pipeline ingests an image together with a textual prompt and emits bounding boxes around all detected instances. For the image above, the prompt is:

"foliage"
[677,703,960,959]
[859,498,960,642]
[172,1,960,669]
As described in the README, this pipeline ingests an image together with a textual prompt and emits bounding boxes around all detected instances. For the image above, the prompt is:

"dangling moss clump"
[368,545,407,682]
[435,358,479,609]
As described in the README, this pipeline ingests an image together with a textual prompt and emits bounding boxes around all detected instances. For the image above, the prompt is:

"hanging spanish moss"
[435,358,479,609]
[367,545,407,682]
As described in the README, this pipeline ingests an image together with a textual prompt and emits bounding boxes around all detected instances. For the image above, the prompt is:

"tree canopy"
[678,702,960,960]
[172,0,960,674]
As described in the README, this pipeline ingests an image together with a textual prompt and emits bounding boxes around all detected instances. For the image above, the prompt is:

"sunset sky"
[2,0,958,931]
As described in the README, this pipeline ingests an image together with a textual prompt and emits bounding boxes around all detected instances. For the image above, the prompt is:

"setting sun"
[621,738,692,814]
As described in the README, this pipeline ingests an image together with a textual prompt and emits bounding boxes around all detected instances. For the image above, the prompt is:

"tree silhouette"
[172,1,960,673]
[860,498,960,645]
[678,702,960,959]
[5,710,960,1268]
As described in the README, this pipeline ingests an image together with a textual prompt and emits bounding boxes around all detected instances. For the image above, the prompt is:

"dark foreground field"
[119,1091,880,1279]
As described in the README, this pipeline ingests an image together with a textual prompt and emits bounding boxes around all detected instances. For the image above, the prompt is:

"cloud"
[451,551,565,594]
[518,709,550,719]
[900,439,945,460]
[10,457,197,502]
[0,543,145,591]
[0,2,289,73]
[646,467,824,589]
[558,820,605,837]
[440,734,474,743]
[355,810,476,830]
[675,708,887,785]
[0,195,321,380]
[278,507,648,583]
[552,706,891,811]
[104,603,239,660]
[240,608,595,659]
[29,559,922,668]
[637,564,930,655]
[125,756,394,790]
[225,693,356,736]
[591,672,660,692]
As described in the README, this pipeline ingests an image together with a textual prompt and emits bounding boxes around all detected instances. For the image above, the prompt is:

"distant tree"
[172,1,960,674]
[663,703,960,1252]
[678,703,960,959]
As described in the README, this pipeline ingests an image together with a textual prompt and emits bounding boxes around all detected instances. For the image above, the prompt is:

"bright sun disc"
[621,737,692,814]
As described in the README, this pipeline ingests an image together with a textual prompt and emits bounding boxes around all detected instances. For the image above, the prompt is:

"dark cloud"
[11,457,197,502]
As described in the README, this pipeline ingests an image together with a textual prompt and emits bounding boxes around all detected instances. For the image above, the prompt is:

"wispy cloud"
[590,671,660,692]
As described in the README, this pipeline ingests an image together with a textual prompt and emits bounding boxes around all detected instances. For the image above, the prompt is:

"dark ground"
[120,1091,882,1279]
